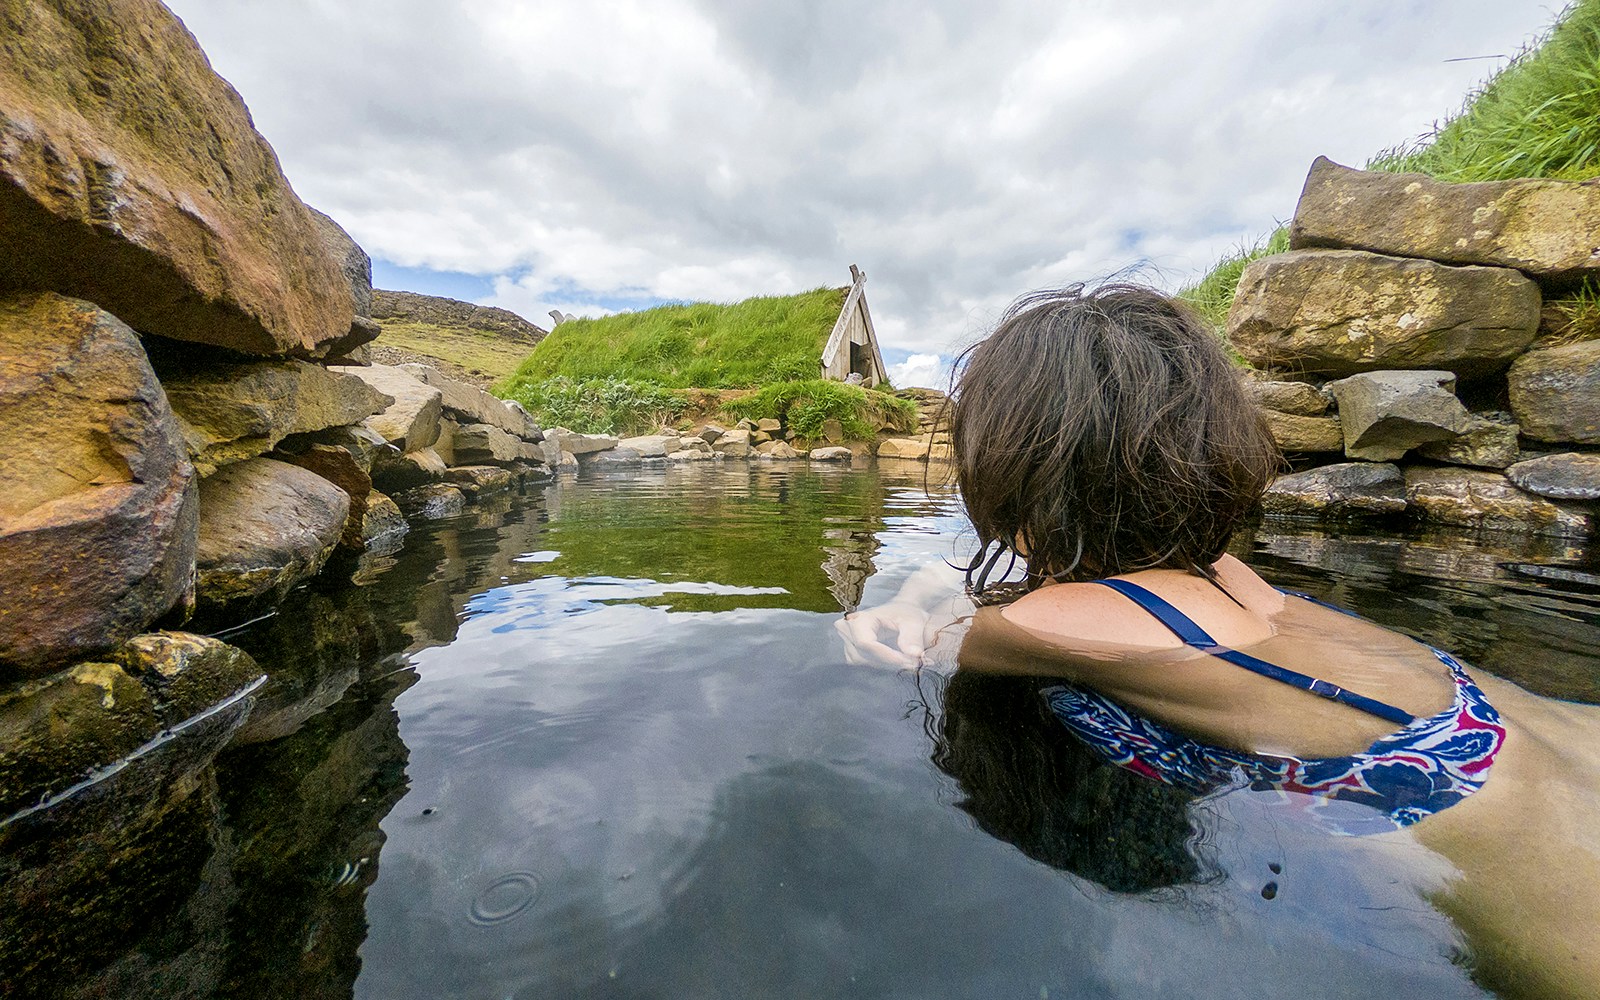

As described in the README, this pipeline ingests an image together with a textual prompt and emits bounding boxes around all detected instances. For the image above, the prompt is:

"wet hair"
[923,669,1210,893]
[949,283,1280,592]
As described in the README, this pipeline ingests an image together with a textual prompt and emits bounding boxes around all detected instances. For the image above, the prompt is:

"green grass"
[500,377,687,436]
[1177,227,1289,331]
[721,379,917,441]
[1368,1,1600,182]
[500,286,849,390]
[378,320,538,383]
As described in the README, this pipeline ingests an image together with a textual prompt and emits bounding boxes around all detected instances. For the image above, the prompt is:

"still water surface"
[9,463,1599,999]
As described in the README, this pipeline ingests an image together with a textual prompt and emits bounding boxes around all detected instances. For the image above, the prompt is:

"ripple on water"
[468,871,542,926]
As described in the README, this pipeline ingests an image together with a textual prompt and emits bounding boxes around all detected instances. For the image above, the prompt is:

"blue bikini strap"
[1093,578,1416,727]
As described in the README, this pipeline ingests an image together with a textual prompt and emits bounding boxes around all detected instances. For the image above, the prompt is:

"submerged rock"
[809,446,854,462]
[0,0,355,354]
[0,294,197,676]
[1261,463,1407,518]
[195,459,350,608]
[1227,250,1539,377]
[1403,467,1590,537]
[1506,453,1600,501]
[162,360,391,477]
[393,484,465,519]
[1291,156,1600,283]
[1326,370,1475,462]
[1507,340,1600,444]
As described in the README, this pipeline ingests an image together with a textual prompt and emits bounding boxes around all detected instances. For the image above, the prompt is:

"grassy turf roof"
[500,286,848,389]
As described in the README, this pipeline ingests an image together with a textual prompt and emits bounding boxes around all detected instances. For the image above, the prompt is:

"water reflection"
[3,464,1595,999]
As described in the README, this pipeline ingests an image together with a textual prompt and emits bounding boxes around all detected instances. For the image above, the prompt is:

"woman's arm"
[835,562,972,668]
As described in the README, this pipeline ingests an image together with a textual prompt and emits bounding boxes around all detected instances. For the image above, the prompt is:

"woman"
[839,284,1600,1000]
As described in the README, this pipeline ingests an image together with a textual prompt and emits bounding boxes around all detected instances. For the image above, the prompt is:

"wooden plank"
[822,275,865,370]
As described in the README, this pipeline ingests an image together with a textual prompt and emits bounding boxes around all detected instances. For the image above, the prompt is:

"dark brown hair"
[950,283,1279,591]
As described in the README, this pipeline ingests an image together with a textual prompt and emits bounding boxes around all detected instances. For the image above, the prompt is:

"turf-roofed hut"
[505,266,887,389]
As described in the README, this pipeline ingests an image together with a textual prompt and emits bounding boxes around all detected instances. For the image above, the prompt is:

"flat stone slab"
[1228,249,1539,377]
[1404,467,1590,538]
[1262,412,1344,453]
[162,359,391,477]
[545,427,619,456]
[878,437,930,459]
[329,364,443,454]
[1508,340,1600,444]
[1506,452,1600,500]
[453,423,542,465]
[618,434,682,458]
[1291,156,1600,282]
[195,458,350,607]
[1242,378,1332,416]
[1261,462,1407,518]
[1326,370,1474,462]
[399,364,542,441]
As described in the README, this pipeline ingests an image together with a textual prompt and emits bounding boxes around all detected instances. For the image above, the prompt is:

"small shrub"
[721,380,917,440]
[501,377,685,435]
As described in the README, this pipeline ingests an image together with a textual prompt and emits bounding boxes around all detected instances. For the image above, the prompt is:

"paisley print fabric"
[1042,645,1504,832]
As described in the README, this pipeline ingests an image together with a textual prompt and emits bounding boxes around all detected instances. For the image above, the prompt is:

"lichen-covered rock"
[1261,462,1407,518]
[0,0,355,355]
[109,632,262,728]
[393,484,465,519]
[809,446,854,461]
[195,459,350,607]
[399,364,543,440]
[1241,378,1332,416]
[1262,412,1344,453]
[0,661,161,816]
[1326,370,1475,462]
[545,427,619,456]
[1403,467,1590,537]
[1506,452,1600,501]
[0,294,197,676]
[328,364,443,453]
[1290,156,1600,282]
[878,437,930,459]
[1415,412,1521,470]
[277,443,374,550]
[1507,340,1600,444]
[161,360,391,476]
[1227,250,1539,377]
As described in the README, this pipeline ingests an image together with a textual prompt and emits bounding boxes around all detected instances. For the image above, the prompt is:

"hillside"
[369,289,548,387]
[1181,0,1600,329]
[500,286,847,390]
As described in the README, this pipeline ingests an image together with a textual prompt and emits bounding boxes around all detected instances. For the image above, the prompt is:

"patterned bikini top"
[1041,580,1505,833]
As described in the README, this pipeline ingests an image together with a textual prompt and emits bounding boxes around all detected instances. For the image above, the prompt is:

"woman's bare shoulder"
[1000,582,1186,649]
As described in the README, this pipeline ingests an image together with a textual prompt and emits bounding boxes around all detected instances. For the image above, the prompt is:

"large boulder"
[276,443,374,550]
[160,359,391,476]
[713,428,753,457]
[1403,467,1590,537]
[1507,340,1600,444]
[1261,463,1407,518]
[452,423,542,465]
[1326,370,1475,461]
[1506,453,1600,501]
[0,294,196,676]
[308,208,373,320]
[1290,156,1600,283]
[0,0,355,355]
[398,364,543,440]
[1227,250,1540,376]
[328,364,443,453]
[545,427,619,456]
[194,458,350,607]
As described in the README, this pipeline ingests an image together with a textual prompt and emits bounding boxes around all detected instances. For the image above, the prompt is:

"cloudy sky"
[166,0,1556,387]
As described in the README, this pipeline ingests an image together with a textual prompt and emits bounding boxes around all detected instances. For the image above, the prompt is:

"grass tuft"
[721,380,917,441]
[501,377,685,436]
[1368,1,1600,182]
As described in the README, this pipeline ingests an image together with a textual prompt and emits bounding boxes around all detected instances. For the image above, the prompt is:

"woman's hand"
[835,602,931,669]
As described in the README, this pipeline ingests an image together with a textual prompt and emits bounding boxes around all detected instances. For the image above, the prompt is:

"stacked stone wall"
[1228,156,1600,538]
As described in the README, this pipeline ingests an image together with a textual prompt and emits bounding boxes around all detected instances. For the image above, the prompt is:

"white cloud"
[889,353,951,391]
[164,0,1555,356]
